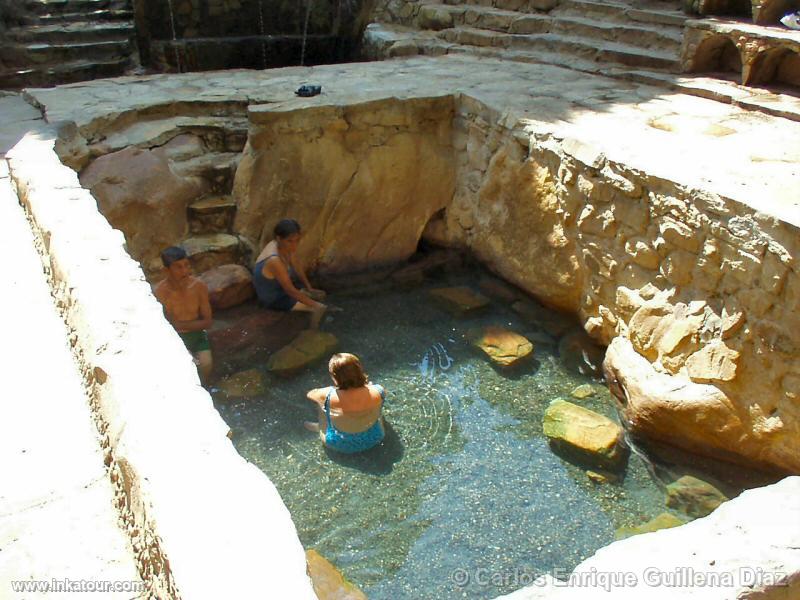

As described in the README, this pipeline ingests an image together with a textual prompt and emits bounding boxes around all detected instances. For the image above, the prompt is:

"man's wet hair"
[161,246,188,268]
[274,218,301,239]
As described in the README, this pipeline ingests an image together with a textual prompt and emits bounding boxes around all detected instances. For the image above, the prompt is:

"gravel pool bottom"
[213,278,668,599]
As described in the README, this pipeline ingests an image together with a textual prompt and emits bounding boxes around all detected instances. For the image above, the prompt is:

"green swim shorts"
[179,330,211,354]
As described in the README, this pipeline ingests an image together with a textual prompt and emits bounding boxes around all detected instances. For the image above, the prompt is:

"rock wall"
[233,95,456,273]
[421,100,800,473]
[231,90,800,473]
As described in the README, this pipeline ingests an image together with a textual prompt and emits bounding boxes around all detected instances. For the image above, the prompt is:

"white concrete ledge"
[6,127,316,600]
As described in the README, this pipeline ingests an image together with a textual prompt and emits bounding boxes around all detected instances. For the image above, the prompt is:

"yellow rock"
[267,330,338,377]
[571,384,596,399]
[217,368,265,400]
[470,326,534,368]
[543,399,628,470]
[615,513,685,540]
[306,549,367,600]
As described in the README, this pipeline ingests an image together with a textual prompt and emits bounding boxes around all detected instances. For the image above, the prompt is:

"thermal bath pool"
[211,271,753,599]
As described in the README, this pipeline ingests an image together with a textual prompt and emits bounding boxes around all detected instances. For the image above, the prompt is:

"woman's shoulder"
[367,383,386,399]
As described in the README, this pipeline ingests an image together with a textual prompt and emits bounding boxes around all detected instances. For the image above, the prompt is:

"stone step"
[0,57,130,89]
[551,15,683,54]
[7,21,135,44]
[171,152,241,195]
[437,26,680,69]
[24,0,130,16]
[554,0,690,27]
[181,233,245,274]
[0,40,132,69]
[23,9,134,25]
[188,195,238,235]
[417,4,682,53]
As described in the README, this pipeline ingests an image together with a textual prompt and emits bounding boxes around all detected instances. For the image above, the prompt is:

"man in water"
[154,246,213,385]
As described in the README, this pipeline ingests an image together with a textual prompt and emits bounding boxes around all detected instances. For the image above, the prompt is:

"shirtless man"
[154,246,213,385]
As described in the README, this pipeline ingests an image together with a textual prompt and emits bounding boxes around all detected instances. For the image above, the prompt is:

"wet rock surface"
[543,399,628,470]
[429,286,491,317]
[199,263,254,310]
[469,325,534,368]
[266,330,339,377]
[665,474,729,518]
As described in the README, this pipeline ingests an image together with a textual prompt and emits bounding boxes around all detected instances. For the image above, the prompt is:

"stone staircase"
[366,0,692,73]
[0,0,137,89]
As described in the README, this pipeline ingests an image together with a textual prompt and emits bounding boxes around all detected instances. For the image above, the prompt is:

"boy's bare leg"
[196,350,213,385]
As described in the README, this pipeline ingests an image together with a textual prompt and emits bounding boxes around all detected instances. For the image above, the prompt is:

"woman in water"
[253,219,327,328]
[305,353,386,454]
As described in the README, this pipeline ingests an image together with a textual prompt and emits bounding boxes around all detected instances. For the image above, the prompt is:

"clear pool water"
[212,272,697,599]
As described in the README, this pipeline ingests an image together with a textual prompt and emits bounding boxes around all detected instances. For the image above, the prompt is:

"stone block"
[543,399,628,470]
[267,330,338,378]
[469,325,534,368]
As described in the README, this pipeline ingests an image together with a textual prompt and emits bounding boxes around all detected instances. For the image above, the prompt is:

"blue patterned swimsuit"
[324,385,385,454]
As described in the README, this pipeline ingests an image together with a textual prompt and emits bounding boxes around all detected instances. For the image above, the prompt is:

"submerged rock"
[216,368,265,401]
[666,475,729,518]
[586,469,620,484]
[199,264,254,310]
[615,512,685,540]
[429,286,490,317]
[306,549,367,600]
[469,325,534,368]
[543,399,628,470]
[478,276,521,303]
[267,330,338,377]
[559,329,606,378]
[511,299,574,337]
[571,384,596,399]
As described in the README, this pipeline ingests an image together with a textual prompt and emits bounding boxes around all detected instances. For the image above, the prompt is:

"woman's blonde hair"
[329,353,368,389]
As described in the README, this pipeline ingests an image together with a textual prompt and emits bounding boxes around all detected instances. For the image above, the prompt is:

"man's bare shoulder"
[153,279,169,299]
[188,276,208,293]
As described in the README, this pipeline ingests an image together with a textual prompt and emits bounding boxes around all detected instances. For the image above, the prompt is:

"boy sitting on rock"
[154,246,213,385]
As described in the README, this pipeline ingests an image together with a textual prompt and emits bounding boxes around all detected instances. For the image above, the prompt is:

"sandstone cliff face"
[233,96,456,274]
[422,102,800,473]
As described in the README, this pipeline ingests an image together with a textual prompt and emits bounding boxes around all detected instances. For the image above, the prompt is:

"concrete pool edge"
[6,127,316,599]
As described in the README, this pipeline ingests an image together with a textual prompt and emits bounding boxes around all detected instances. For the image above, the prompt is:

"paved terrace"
[23,54,800,227]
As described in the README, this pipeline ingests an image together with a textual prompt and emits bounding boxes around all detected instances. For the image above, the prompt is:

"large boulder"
[543,399,628,470]
[233,97,456,274]
[604,336,800,473]
[79,139,208,271]
[199,264,254,310]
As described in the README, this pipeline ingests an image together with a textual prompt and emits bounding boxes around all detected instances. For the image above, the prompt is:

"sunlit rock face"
[421,108,800,473]
[233,96,457,275]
